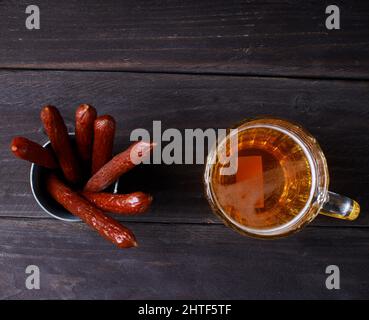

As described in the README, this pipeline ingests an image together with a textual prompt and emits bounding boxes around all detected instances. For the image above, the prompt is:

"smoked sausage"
[84,141,155,193]
[10,136,58,169]
[41,105,81,184]
[75,104,97,164]
[46,173,137,248]
[91,115,115,175]
[82,191,153,215]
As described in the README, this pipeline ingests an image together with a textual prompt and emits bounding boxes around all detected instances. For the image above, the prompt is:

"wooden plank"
[0,70,368,226]
[0,218,368,299]
[0,0,368,79]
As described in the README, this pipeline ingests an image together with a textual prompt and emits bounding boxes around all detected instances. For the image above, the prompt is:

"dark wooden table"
[0,0,368,299]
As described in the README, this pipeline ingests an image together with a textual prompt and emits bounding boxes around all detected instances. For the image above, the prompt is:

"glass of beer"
[204,117,360,238]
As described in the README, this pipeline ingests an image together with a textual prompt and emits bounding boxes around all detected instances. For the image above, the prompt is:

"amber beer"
[204,118,360,238]
[212,126,312,229]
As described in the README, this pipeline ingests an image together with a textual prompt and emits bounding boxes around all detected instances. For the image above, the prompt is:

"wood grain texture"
[0,0,368,79]
[0,218,368,299]
[0,70,368,226]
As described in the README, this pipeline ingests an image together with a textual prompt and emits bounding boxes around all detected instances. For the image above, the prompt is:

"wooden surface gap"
[1,66,369,83]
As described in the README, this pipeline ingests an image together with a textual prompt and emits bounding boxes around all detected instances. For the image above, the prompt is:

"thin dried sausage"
[46,173,137,248]
[82,191,153,215]
[91,115,115,174]
[75,104,97,164]
[10,136,58,169]
[84,141,154,192]
[41,105,81,184]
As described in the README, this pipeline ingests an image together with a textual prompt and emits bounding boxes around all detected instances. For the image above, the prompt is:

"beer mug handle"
[320,191,360,221]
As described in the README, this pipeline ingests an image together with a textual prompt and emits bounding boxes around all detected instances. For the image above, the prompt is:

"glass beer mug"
[204,118,360,238]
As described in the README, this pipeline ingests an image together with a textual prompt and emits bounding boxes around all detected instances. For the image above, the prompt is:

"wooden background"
[0,0,368,299]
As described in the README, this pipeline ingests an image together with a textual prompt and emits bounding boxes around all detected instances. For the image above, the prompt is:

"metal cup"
[29,134,118,222]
